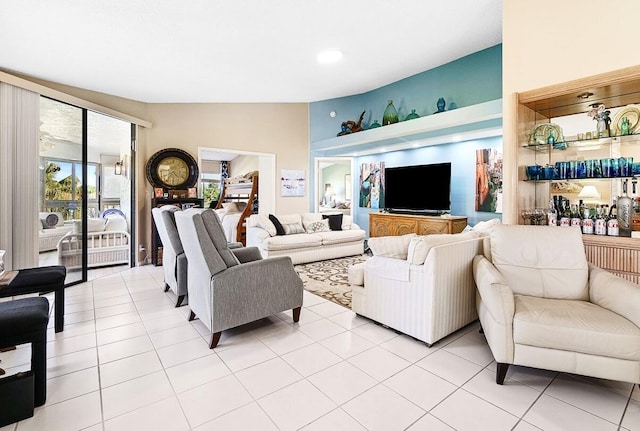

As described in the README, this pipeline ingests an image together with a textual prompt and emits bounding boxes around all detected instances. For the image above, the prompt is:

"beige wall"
[502,0,640,223]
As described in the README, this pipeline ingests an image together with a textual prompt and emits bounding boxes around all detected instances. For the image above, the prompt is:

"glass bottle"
[547,198,557,226]
[369,120,381,129]
[595,206,607,235]
[582,204,594,234]
[382,100,399,126]
[607,202,619,236]
[405,109,420,121]
[570,203,582,228]
[560,198,571,227]
[617,179,633,237]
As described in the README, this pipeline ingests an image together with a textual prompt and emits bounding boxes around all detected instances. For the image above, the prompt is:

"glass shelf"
[524,176,637,183]
[522,133,640,152]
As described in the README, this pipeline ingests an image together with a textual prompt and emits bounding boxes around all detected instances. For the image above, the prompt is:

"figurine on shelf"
[587,103,611,137]
[621,117,631,136]
[434,97,446,114]
[337,111,365,136]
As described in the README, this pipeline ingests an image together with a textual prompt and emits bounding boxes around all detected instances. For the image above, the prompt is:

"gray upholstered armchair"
[174,208,303,348]
[152,205,188,307]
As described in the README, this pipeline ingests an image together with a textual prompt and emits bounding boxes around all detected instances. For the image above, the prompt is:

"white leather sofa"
[474,224,640,385]
[246,212,365,265]
[351,231,484,346]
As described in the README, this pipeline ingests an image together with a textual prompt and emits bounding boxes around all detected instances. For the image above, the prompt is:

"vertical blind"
[0,83,40,270]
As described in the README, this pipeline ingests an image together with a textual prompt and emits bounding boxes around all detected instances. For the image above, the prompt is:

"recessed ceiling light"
[317,49,343,64]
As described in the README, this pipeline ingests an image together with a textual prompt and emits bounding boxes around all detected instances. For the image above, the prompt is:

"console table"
[369,213,467,237]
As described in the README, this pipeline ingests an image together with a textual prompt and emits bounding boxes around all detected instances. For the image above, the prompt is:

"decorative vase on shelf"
[369,120,381,129]
[405,109,420,121]
[382,100,399,125]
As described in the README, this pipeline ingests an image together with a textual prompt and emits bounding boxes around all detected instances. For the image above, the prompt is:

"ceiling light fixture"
[317,49,343,64]
[577,91,594,99]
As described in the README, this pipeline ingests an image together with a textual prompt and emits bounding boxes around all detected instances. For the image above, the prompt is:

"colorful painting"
[359,162,384,208]
[475,148,503,213]
[281,169,305,197]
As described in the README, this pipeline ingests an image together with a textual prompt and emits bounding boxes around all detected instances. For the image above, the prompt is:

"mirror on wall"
[316,157,352,215]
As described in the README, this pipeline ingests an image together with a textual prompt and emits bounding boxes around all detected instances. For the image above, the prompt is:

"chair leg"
[188,310,196,321]
[209,332,222,349]
[292,307,301,322]
[496,363,509,385]
[175,295,185,307]
[54,287,64,333]
[163,283,170,292]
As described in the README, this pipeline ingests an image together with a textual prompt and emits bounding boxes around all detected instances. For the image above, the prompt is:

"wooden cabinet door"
[418,220,448,235]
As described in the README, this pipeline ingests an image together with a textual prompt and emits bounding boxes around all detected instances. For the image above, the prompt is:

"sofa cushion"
[368,233,416,259]
[318,229,365,246]
[490,225,589,300]
[513,295,640,361]
[322,214,343,231]
[407,231,479,265]
[304,219,330,233]
[105,215,128,232]
[261,233,323,251]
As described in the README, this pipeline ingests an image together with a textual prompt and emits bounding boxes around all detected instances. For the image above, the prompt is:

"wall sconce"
[114,161,123,175]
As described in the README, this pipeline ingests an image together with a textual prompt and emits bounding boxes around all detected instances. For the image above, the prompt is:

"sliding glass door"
[39,97,133,284]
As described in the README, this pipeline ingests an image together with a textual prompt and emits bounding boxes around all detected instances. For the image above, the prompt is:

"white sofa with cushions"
[246,212,365,265]
[39,212,74,252]
[57,216,130,269]
[474,224,640,385]
[351,229,487,346]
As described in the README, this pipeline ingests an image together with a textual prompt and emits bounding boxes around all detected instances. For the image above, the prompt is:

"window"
[42,157,99,219]
[200,160,222,208]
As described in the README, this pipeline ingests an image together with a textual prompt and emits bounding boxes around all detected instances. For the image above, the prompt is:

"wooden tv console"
[369,213,468,237]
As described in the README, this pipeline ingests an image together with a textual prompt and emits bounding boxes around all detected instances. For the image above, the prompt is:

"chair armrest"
[473,255,514,326]
[589,264,640,327]
[232,246,263,263]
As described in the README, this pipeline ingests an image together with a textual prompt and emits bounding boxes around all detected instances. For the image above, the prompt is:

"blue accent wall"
[353,137,502,236]
[308,44,503,233]
[310,44,502,143]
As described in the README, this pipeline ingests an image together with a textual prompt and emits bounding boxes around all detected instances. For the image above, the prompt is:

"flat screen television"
[384,162,451,214]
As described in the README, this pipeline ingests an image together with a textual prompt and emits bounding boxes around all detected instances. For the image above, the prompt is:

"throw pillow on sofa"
[304,219,330,233]
[283,222,306,234]
[269,214,286,236]
[322,214,343,231]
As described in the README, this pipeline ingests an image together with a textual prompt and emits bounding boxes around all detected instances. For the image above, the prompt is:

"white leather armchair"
[473,224,640,385]
[351,231,484,346]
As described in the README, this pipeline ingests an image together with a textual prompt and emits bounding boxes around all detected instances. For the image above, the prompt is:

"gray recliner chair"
[174,208,303,348]
[152,205,188,307]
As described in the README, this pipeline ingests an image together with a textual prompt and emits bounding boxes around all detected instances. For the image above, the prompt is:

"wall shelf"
[311,99,503,156]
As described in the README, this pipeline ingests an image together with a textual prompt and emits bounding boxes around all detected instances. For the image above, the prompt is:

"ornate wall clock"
[145,148,199,189]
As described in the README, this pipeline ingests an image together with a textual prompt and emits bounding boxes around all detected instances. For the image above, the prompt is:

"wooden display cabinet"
[515,66,640,282]
[369,213,467,237]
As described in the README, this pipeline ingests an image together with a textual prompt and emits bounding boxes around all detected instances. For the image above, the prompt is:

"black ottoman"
[1,266,66,332]
[0,297,50,414]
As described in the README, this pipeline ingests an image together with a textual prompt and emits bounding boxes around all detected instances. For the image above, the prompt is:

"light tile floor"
[0,264,638,431]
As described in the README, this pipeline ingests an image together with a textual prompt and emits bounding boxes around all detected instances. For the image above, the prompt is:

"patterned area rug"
[295,255,368,309]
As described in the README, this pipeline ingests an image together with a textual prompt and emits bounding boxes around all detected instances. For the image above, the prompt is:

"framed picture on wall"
[281,169,305,197]
[475,148,503,213]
